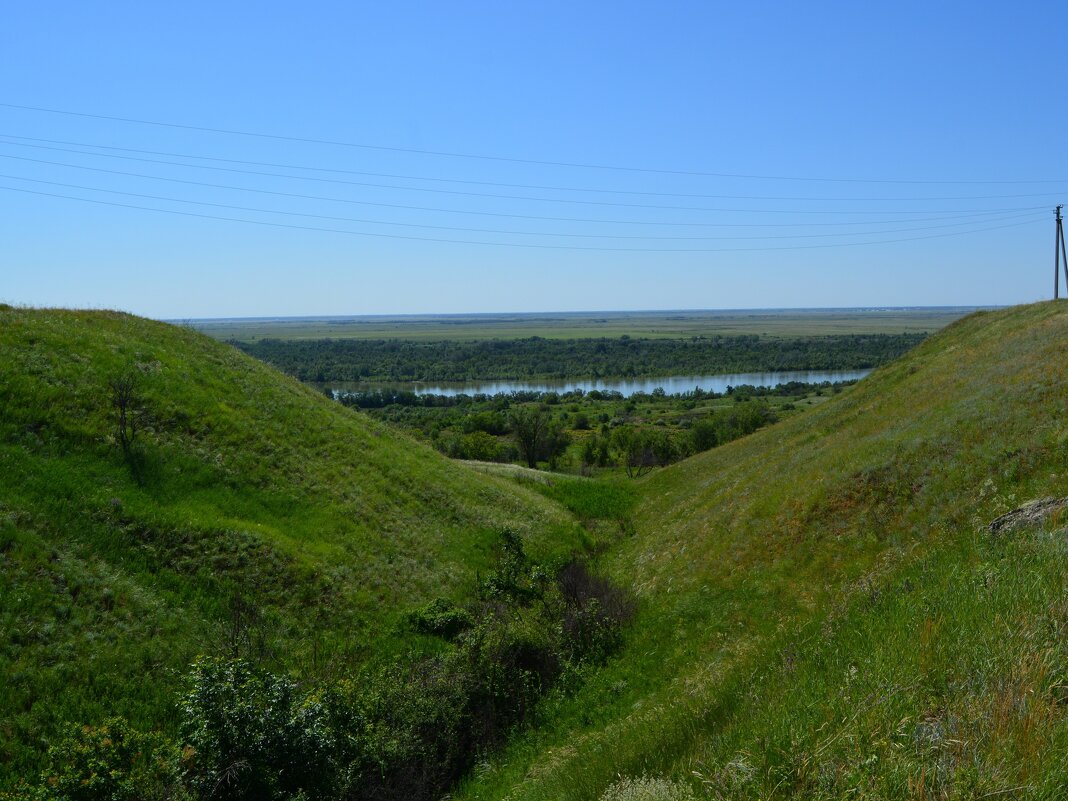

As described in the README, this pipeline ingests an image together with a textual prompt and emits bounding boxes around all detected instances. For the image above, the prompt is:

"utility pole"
[1057,205,1067,299]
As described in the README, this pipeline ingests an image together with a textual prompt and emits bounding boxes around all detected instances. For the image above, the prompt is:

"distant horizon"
[168,303,1000,324]
[5,3,1066,319]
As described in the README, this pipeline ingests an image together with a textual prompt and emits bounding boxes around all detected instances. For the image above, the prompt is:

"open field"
[182,307,981,342]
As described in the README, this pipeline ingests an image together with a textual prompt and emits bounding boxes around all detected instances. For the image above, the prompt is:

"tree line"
[236,332,924,382]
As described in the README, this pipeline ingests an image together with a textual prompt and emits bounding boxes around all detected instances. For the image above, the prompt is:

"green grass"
[0,308,587,785]
[462,463,638,542]
[188,307,973,342]
[452,302,1068,801]
[537,478,638,524]
[5,301,1068,798]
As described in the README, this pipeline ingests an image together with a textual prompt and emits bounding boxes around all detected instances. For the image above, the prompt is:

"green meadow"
[0,308,585,786]
[455,302,1068,801]
[4,302,1068,799]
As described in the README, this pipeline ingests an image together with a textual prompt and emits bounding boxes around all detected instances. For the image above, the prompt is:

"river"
[323,368,872,398]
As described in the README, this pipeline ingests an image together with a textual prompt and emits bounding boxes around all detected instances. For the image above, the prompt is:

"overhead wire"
[0,153,1048,226]
[0,103,1057,259]
[0,133,1063,203]
[2,173,1045,241]
[2,101,1065,185]
[0,184,1044,253]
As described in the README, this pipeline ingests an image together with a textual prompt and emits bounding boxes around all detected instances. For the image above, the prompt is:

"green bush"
[555,560,635,663]
[407,598,474,640]
[327,661,471,801]
[690,400,777,454]
[14,718,185,801]
[612,427,679,477]
[179,657,335,800]
[689,419,718,452]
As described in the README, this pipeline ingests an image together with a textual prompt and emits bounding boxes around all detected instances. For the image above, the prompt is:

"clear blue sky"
[2,1,1066,318]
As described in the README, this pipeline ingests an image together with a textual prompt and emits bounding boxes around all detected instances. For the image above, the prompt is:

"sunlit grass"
[0,307,586,784]
[6,302,1068,797]
[455,302,1068,801]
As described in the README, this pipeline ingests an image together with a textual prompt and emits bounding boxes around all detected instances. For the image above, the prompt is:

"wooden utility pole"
[1058,205,1067,299]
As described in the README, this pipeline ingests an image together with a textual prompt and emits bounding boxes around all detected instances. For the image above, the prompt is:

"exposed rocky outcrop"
[988,497,1068,535]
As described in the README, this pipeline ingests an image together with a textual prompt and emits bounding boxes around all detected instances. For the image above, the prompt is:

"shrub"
[333,661,470,801]
[458,431,500,461]
[690,401,777,454]
[460,410,508,435]
[179,657,335,800]
[456,609,561,748]
[407,598,474,640]
[477,529,544,603]
[18,718,185,801]
[690,419,718,452]
[556,560,635,663]
[612,427,679,477]
[580,434,614,470]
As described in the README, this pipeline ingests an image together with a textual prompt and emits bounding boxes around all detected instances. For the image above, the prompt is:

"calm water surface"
[325,369,871,398]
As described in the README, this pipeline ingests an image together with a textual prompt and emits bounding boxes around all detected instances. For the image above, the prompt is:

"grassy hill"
[0,308,584,784]
[454,302,1068,801]
[7,302,1068,799]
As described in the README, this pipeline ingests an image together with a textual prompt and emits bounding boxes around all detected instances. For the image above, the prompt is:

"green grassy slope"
[0,308,583,783]
[456,302,1068,801]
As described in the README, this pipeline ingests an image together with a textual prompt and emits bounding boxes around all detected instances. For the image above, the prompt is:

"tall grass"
[0,308,585,784]
[455,302,1068,801]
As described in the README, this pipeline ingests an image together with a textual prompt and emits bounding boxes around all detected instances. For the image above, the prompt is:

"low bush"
[179,657,338,800]
[407,598,474,640]
[7,718,186,801]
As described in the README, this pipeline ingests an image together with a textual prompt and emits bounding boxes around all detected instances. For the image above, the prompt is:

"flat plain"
[183,306,982,342]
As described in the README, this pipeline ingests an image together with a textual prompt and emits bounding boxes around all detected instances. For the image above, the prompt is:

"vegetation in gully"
[5,303,1068,799]
[14,532,631,801]
[340,380,852,476]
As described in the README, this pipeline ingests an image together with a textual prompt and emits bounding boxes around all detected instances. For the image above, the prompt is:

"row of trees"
[240,332,923,382]
[335,381,844,412]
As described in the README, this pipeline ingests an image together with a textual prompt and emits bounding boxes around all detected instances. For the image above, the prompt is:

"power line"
[1,184,1043,253]
[3,173,1044,241]
[1,134,1064,203]
[1,153,1045,225]
[2,101,1064,185]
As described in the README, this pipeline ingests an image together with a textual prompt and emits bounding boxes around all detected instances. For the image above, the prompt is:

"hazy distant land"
[181,306,984,342]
